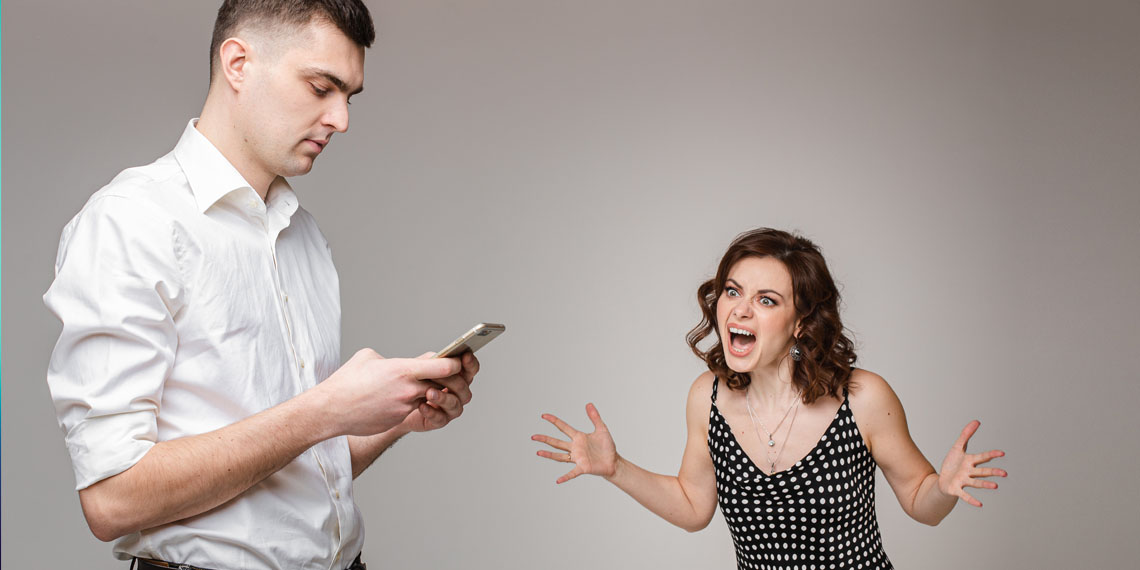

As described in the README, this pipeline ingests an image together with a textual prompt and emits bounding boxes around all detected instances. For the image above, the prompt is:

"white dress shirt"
[44,120,364,570]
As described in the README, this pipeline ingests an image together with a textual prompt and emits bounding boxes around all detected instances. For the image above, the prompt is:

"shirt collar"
[266,177,300,221]
[173,119,259,213]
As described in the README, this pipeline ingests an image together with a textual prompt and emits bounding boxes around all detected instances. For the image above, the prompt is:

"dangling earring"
[790,343,803,362]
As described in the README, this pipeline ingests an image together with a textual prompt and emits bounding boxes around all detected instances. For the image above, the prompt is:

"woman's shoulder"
[847,368,891,399]
[684,371,717,427]
[687,371,717,402]
[846,368,905,428]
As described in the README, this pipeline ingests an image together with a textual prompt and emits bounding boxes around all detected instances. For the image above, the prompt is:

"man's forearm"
[348,424,411,478]
[79,387,337,542]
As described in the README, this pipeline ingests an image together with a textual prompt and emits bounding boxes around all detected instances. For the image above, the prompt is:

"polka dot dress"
[708,378,893,570]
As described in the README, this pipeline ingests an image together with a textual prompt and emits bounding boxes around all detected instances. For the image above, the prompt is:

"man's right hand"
[315,348,466,437]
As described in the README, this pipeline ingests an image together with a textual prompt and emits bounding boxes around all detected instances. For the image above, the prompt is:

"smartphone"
[433,323,506,358]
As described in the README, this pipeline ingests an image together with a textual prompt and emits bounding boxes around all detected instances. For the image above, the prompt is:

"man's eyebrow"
[303,67,364,96]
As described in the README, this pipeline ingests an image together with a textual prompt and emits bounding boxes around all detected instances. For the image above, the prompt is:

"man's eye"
[311,84,329,96]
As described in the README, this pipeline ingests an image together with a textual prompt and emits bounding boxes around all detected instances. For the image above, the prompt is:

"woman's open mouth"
[727,326,756,356]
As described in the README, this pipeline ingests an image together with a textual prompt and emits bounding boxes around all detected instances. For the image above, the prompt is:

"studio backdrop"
[4,1,1139,568]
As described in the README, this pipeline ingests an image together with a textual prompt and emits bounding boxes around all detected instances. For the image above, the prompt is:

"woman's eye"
[725,288,740,298]
[759,296,775,306]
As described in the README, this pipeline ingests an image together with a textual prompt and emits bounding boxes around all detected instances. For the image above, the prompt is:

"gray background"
[4,1,1139,568]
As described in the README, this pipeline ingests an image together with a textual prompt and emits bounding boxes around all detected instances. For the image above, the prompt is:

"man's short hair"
[209,0,375,80]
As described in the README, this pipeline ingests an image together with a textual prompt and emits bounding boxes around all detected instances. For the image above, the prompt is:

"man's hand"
[401,351,479,432]
[315,348,466,437]
[346,351,480,478]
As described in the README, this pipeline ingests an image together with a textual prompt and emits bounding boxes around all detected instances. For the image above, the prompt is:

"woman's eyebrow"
[726,279,785,299]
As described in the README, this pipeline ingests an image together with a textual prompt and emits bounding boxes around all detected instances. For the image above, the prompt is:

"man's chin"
[279,158,316,178]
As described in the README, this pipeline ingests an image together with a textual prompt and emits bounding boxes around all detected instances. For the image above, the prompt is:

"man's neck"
[196,101,273,201]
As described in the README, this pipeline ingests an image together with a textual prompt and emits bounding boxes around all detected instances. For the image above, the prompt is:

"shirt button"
[283,293,289,303]
[299,358,306,369]
[335,490,341,499]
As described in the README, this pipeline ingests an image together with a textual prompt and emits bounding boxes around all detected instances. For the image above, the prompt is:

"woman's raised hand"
[938,420,1007,507]
[532,403,618,484]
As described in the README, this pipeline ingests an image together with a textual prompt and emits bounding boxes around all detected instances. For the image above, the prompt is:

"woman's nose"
[731,300,752,318]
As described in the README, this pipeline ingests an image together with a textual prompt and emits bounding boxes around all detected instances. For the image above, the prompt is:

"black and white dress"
[708,378,893,569]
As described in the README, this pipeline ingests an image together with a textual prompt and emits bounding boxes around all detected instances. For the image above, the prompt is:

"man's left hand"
[402,351,479,432]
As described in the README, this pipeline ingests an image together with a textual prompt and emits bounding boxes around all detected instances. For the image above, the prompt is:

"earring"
[790,344,803,362]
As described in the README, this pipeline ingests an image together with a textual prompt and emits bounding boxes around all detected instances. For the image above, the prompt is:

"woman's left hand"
[938,420,1007,507]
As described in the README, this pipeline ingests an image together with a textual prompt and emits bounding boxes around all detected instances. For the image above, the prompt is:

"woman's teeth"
[729,327,756,355]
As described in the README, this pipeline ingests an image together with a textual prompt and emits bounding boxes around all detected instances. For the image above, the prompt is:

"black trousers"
[131,553,365,570]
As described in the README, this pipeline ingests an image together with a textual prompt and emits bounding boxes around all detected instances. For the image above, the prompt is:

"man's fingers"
[461,353,480,384]
[431,374,472,404]
[404,357,462,381]
[418,401,448,427]
[428,387,463,419]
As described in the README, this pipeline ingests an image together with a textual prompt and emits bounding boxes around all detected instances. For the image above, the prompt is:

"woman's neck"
[746,361,799,409]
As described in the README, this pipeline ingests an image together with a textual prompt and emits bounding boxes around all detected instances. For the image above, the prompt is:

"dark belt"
[133,553,365,570]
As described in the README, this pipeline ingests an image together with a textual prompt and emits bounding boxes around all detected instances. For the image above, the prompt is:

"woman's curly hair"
[686,228,857,403]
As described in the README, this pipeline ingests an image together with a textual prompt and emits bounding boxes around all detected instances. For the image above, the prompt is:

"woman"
[532,228,1006,569]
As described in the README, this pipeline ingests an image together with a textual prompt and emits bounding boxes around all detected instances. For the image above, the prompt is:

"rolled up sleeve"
[44,193,185,490]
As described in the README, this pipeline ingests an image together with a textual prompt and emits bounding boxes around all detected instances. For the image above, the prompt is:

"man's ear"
[217,37,252,91]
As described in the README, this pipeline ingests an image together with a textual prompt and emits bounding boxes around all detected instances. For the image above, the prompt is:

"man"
[43,2,478,569]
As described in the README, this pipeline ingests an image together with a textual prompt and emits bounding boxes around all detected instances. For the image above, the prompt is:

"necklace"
[745,390,797,447]
[745,390,801,474]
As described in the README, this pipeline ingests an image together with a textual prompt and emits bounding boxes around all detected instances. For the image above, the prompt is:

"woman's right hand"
[532,403,617,484]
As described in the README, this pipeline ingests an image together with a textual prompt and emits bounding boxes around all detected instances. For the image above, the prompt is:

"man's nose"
[324,99,350,133]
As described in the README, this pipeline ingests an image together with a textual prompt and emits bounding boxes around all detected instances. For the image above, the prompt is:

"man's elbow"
[79,486,131,542]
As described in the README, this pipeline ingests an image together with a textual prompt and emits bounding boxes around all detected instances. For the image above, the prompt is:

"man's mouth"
[727,325,756,356]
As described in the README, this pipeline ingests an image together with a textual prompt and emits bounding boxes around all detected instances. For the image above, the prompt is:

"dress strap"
[711,376,719,403]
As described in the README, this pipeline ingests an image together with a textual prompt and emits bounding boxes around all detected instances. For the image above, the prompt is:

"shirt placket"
[260,196,351,569]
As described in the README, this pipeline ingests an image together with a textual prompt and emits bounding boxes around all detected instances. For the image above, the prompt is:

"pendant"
[768,439,776,447]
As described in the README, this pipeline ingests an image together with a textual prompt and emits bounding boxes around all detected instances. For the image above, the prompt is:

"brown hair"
[209,0,376,80]
[686,228,857,403]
